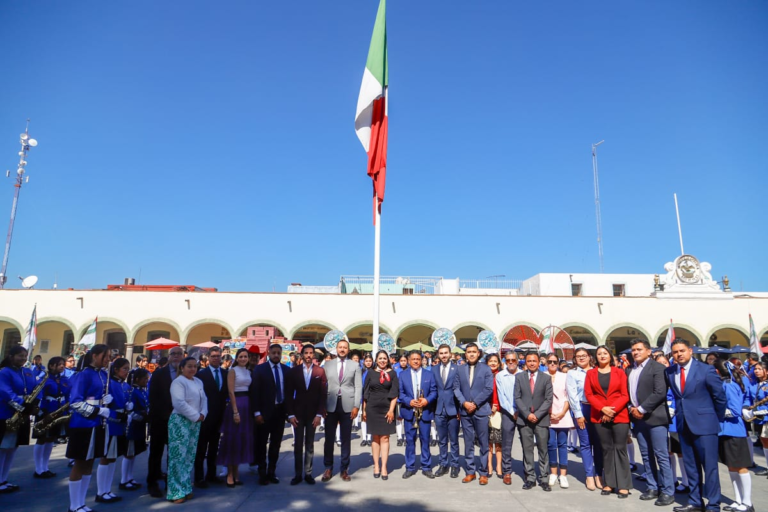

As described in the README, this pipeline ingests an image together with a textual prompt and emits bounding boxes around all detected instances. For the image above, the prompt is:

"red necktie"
[680,367,686,394]
[529,373,535,412]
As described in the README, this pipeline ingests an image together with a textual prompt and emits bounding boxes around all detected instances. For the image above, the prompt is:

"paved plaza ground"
[5,427,768,512]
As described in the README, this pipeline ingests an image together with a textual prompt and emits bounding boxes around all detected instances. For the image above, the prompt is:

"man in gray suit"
[321,340,362,482]
[514,351,554,491]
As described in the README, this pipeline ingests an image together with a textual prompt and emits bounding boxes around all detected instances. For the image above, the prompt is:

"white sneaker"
[559,475,569,488]
[548,474,558,486]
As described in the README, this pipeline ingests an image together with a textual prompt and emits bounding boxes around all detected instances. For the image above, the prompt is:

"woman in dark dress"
[363,350,399,480]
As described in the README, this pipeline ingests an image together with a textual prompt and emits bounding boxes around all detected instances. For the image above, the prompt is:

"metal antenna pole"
[591,140,605,273]
[1,121,37,289]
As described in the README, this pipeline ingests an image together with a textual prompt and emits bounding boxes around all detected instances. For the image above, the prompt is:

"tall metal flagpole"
[674,193,684,255]
[372,204,381,354]
[1,121,38,289]
[591,140,605,273]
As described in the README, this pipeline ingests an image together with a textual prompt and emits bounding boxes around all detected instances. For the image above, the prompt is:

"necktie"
[680,367,686,394]
[273,364,283,403]
[529,373,536,412]
[214,368,220,390]
[442,365,448,386]
[469,365,475,387]
[339,359,345,383]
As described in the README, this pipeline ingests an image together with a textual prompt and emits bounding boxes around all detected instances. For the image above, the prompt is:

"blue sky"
[0,1,766,292]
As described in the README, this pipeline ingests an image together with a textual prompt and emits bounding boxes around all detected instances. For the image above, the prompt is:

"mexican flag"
[21,305,37,352]
[355,0,388,223]
[749,314,762,354]
[661,319,675,355]
[73,317,98,359]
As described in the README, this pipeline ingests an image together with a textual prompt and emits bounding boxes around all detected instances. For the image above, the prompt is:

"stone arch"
[652,323,703,348]
[0,316,24,359]
[131,318,183,345]
[77,317,131,338]
[704,324,750,348]
[183,318,235,345]
[341,321,394,336]
[393,320,440,343]
[560,322,601,346]
[37,316,78,334]
[287,320,338,342]
[35,317,79,359]
[236,319,290,339]
[498,322,542,344]
[603,323,652,354]
[450,321,494,334]
[342,321,394,345]
[451,321,494,346]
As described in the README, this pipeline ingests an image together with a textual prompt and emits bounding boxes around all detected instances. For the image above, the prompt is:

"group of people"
[0,336,766,512]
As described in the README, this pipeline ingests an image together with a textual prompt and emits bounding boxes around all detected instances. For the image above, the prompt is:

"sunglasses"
[547,360,559,364]
[506,359,518,363]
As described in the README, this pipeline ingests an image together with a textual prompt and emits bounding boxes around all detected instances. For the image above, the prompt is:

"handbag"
[489,411,502,429]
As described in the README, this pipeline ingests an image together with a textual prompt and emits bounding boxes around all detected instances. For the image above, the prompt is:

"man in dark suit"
[399,351,438,479]
[286,344,327,485]
[433,343,461,478]
[666,339,726,512]
[627,339,674,506]
[146,346,184,498]
[194,346,228,487]
[514,351,554,491]
[454,342,495,485]
[251,343,290,485]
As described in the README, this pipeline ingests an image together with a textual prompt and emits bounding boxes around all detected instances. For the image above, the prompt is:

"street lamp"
[1,120,38,289]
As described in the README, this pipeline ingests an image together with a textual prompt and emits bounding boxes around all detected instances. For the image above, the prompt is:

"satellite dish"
[28,139,38,147]
[20,275,38,289]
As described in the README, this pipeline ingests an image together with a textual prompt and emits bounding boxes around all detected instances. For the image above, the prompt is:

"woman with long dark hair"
[66,344,112,512]
[32,356,70,479]
[584,345,632,498]
[359,354,374,447]
[95,357,131,503]
[714,359,754,512]
[485,353,503,477]
[121,368,149,491]
[362,350,399,480]
[566,346,602,491]
[218,348,252,487]
[0,345,39,493]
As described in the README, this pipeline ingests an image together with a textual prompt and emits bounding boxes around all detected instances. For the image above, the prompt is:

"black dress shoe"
[450,467,460,478]
[434,466,448,477]
[641,490,661,501]
[422,470,435,479]
[522,481,536,490]
[673,506,703,512]
[754,468,768,476]
[540,482,552,492]
[304,475,315,485]
[618,492,631,499]
[290,476,302,486]
[601,489,613,496]
[96,493,123,503]
[402,470,416,479]
[268,474,280,484]
[397,439,403,446]
[655,494,675,507]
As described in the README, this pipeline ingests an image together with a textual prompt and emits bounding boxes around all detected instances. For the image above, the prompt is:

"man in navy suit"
[454,342,495,485]
[194,346,228,487]
[251,343,290,486]
[399,350,438,479]
[433,344,461,478]
[665,339,726,512]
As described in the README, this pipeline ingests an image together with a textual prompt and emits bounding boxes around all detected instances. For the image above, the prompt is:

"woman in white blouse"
[167,357,208,504]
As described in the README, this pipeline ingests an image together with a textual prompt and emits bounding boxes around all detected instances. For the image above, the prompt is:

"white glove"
[102,394,113,405]
[725,409,734,418]
[98,407,111,419]
[126,402,134,412]
[668,408,676,419]
[755,409,767,417]
[742,409,755,422]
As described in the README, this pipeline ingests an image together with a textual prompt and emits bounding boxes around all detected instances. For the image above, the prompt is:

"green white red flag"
[21,305,37,353]
[749,314,762,354]
[662,319,675,355]
[355,0,388,223]
[73,316,98,360]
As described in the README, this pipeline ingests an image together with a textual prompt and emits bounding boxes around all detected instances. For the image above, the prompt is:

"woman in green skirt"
[167,356,208,504]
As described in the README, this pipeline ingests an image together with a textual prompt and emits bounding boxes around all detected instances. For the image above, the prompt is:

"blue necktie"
[273,364,283,403]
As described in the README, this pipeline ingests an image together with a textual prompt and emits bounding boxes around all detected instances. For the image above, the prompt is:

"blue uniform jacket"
[398,368,437,422]
[752,381,768,426]
[69,367,108,429]
[0,366,39,420]
[107,378,130,437]
[40,373,71,415]
[719,379,748,438]
[127,386,149,441]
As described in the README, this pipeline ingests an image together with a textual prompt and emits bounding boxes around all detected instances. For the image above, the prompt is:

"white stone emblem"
[676,255,701,284]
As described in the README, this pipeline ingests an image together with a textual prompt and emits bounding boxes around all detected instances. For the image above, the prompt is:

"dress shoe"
[321,469,333,482]
[503,474,512,485]
[450,467,460,479]
[434,465,448,477]
[655,494,675,507]
[148,486,163,498]
[673,506,703,512]
[340,470,351,482]
[194,480,209,489]
[397,439,403,446]
[304,475,315,485]
[402,470,416,479]
[641,490,661,501]
[381,475,388,481]
[754,468,768,476]
[675,485,690,494]
[540,482,552,492]
[96,493,123,503]
[601,489,613,496]
[290,476,302,486]
[422,470,435,479]
[522,481,536,490]
[479,476,489,485]
[618,492,631,499]
[119,481,142,491]
[267,474,280,484]
[259,476,269,486]
[462,474,476,483]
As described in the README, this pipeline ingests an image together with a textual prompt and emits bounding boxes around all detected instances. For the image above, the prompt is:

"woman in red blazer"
[584,345,632,498]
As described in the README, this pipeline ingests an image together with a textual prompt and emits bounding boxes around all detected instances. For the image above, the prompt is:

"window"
[613,284,625,297]
[40,340,50,354]
[61,330,74,357]
[571,283,582,297]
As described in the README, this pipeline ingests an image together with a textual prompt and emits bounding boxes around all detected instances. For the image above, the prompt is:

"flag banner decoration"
[355,0,388,223]
[73,317,98,360]
[662,319,675,355]
[21,305,37,353]
[749,314,761,354]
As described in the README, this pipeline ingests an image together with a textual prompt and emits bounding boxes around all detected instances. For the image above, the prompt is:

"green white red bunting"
[355,0,388,223]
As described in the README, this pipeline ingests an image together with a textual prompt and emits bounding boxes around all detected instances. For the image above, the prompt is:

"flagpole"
[372,203,381,355]
[674,193,684,255]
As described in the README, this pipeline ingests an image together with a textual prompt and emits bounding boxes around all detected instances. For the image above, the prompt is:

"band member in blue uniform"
[66,344,113,512]
[121,368,148,491]
[398,350,438,479]
[0,345,41,494]
[33,356,70,479]
[96,358,131,503]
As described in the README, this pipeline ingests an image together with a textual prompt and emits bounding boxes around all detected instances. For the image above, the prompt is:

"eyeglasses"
[506,359,517,363]
[576,355,589,359]
[547,360,558,364]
